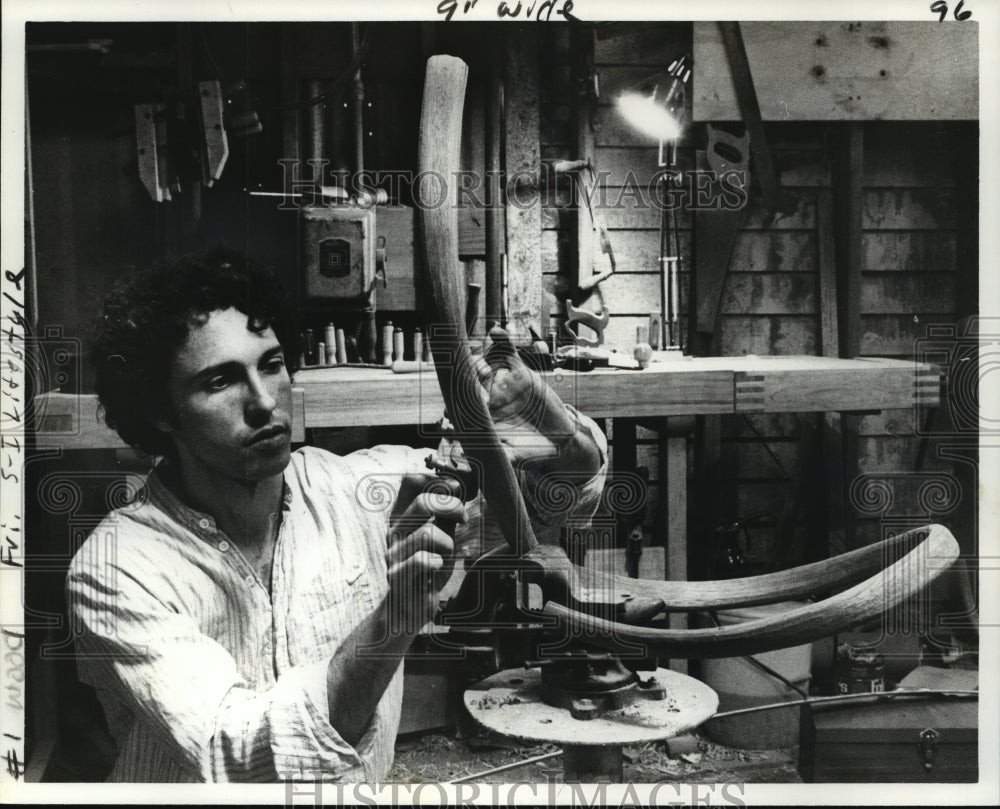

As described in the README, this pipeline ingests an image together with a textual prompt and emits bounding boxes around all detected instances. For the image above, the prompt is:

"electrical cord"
[707,610,808,699]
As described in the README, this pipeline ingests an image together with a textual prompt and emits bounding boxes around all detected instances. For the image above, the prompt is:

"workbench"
[33,353,939,588]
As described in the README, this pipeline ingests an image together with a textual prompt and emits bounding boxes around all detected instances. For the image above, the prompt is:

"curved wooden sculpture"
[416,55,960,658]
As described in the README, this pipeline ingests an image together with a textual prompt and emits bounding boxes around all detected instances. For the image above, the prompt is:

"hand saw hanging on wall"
[552,158,615,347]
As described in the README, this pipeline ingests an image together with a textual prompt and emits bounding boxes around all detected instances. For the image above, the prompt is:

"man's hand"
[385,473,465,633]
[326,474,464,745]
[469,327,601,477]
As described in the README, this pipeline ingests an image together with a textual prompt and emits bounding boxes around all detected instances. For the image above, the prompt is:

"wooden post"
[503,25,543,337]
[662,416,692,674]
[834,124,864,360]
[485,37,506,331]
[612,419,637,550]
[280,24,300,196]
[816,187,847,560]
[570,24,596,345]
[832,124,864,549]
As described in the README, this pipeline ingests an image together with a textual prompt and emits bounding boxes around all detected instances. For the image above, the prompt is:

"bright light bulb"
[616,91,682,142]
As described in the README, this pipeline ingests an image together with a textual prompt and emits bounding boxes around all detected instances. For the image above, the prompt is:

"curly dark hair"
[91,247,301,457]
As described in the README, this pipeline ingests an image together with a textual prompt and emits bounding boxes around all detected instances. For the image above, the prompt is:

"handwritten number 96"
[930,0,973,21]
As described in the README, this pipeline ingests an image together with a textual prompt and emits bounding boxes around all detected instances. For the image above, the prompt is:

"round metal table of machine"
[463,667,719,782]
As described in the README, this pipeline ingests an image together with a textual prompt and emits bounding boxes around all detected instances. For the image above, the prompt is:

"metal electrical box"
[302,205,376,303]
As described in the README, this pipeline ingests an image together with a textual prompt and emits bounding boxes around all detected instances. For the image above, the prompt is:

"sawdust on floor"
[387,728,800,784]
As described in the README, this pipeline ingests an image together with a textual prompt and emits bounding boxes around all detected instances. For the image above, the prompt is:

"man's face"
[160,307,293,484]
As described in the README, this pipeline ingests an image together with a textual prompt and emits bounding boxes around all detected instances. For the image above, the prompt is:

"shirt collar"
[144,460,293,541]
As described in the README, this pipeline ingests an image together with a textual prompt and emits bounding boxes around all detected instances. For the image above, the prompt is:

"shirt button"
[246,575,255,587]
[218,540,230,552]
[198,518,212,530]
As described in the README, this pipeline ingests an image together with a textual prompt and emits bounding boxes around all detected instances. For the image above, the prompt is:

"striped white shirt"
[67,421,606,782]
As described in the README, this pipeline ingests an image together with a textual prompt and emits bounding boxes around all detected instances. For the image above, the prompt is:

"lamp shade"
[616,91,682,142]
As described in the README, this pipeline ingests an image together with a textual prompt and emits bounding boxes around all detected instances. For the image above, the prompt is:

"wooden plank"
[775,149,831,187]
[860,313,961,357]
[816,184,845,560]
[856,409,924,437]
[593,23,691,65]
[734,358,935,414]
[292,363,734,425]
[634,444,661,482]
[539,64,572,103]
[280,24,301,198]
[718,315,818,356]
[863,232,957,272]
[863,148,957,187]
[458,74,486,262]
[571,24,598,345]
[860,274,956,315]
[540,102,572,146]
[548,368,734,419]
[834,123,864,358]
[862,189,957,230]
[694,22,978,121]
[664,420,689,674]
[504,27,543,336]
[729,232,817,272]
[742,190,816,229]
[375,205,418,311]
[858,435,951,473]
[36,357,936,448]
[719,273,817,316]
[485,35,505,329]
[721,412,805,439]
[816,188,839,356]
[863,122,963,156]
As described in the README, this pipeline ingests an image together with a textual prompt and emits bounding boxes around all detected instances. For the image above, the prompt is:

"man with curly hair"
[67,247,606,782]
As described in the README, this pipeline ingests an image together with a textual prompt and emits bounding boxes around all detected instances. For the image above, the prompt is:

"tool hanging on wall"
[135,79,261,203]
[552,158,615,348]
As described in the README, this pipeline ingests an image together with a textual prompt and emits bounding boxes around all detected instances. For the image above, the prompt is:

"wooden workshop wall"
[853,122,976,550]
[538,24,976,569]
